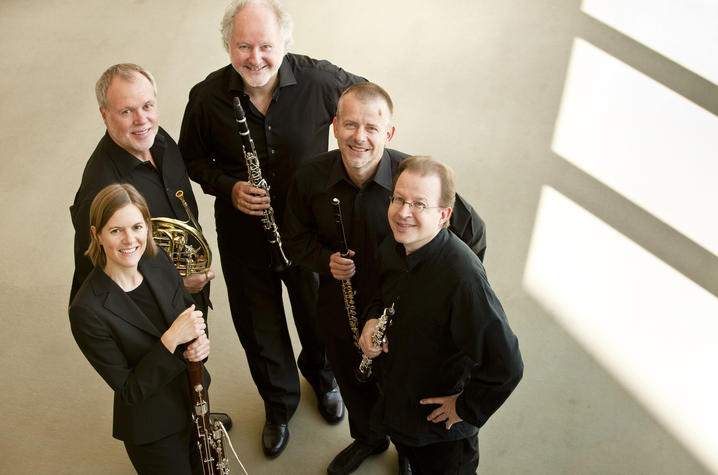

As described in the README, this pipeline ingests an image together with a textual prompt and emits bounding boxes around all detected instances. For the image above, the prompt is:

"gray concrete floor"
[1,0,716,474]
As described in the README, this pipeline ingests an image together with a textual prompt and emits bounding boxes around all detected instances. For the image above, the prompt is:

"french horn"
[151,190,212,277]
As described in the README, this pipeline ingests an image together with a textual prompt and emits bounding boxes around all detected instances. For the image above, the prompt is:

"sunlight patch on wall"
[524,186,718,473]
[552,38,718,256]
[582,0,718,85]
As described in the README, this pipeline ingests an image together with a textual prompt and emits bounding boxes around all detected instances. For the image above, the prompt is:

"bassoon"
[154,193,231,473]
[187,361,230,474]
[232,96,291,272]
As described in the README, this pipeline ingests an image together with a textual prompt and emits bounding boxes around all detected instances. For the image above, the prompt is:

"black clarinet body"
[232,96,291,272]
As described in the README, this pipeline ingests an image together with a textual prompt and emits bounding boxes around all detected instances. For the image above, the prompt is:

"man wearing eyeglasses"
[283,82,486,475]
[359,156,523,474]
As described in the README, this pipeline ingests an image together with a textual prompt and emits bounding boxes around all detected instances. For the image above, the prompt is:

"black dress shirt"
[367,229,523,447]
[283,148,488,314]
[178,54,365,266]
[69,128,200,303]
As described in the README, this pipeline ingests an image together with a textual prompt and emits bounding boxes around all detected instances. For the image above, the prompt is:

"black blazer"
[69,251,208,444]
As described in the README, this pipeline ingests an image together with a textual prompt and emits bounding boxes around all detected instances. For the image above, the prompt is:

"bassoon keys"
[187,361,230,474]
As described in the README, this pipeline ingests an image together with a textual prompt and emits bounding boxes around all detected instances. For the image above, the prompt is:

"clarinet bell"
[268,241,291,272]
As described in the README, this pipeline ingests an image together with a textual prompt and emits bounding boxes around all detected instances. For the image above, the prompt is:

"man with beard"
[178,0,364,458]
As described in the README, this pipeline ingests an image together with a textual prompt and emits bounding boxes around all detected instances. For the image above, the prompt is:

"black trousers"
[124,426,202,475]
[217,226,334,424]
[393,436,479,475]
[318,284,386,445]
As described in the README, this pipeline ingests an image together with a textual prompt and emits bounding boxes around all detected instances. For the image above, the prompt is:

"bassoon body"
[187,361,230,475]
[232,96,291,272]
[154,193,230,473]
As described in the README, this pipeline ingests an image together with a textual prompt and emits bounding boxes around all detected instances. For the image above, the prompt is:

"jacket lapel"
[139,255,184,329]
[89,267,161,337]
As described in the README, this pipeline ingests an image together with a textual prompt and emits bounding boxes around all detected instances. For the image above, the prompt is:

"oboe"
[186,361,230,475]
[331,198,360,351]
[357,303,395,382]
[232,96,291,272]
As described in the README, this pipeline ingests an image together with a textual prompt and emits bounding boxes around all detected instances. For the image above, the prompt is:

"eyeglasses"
[389,196,442,213]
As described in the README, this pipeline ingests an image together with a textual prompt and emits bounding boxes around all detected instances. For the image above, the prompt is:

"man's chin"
[135,134,156,148]
[240,73,273,89]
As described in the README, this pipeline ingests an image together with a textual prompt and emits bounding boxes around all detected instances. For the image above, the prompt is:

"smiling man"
[71,64,215,314]
[359,156,524,475]
[283,83,487,475]
[69,62,232,442]
[178,0,366,459]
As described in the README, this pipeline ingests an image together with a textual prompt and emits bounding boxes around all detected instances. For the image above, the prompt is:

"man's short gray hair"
[337,82,393,125]
[220,0,294,53]
[95,63,157,110]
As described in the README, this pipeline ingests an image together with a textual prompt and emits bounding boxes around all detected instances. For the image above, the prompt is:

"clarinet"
[232,96,291,272]
[357,303,395,382]
[331,198,360,351]
[186,361,230,474]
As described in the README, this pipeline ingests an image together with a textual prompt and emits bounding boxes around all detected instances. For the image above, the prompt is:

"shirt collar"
[227,55,297,95]
[372,150,394,191]
[326,149,394,190]
[102,128,166,177]
[276,56,297,88]
[405,227,449,270]
[327,153,352,188]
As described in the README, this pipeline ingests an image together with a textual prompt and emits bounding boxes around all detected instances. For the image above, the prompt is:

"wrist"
[161,331,177,354]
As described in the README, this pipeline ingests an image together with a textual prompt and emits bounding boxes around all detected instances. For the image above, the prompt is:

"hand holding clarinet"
[232,96,291,271]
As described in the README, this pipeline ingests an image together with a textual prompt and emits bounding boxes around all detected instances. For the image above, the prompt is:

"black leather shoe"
[318,387,345,424]
[327,440,389,474]
[210,412,232,431]
[399,453,413,475]
[262,421,289,458]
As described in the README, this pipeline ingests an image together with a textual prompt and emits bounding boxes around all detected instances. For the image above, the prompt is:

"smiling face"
[229,2,286,90]
[333,92,395,184]
[388,170,452,254]
[93,204,148,273]
[100,72,158,161]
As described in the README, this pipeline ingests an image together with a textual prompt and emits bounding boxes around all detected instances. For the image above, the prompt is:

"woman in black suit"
[69,183,209,475]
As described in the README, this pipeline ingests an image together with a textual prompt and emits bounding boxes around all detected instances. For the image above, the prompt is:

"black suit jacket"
[69,251,208,444]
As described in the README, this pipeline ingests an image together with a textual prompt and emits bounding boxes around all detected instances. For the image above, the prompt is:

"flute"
[331,198,360,351]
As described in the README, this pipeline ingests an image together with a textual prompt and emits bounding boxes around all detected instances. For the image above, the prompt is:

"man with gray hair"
[72,64,214,311]
[179,0,365,458]
[70,62,231,432]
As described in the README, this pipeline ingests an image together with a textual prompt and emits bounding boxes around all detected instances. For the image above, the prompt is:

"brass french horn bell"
[151,190,212,277]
